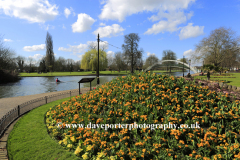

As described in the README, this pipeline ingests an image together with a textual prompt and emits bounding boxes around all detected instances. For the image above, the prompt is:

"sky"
[0,0,240,67]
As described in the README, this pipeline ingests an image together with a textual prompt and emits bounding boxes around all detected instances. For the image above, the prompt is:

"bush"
[0,69,21,84]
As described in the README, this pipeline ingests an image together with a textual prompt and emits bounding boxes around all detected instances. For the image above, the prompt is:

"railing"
[0,89,80,138]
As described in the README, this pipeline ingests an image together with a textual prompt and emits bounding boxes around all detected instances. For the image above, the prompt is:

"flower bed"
[46,72,240,159]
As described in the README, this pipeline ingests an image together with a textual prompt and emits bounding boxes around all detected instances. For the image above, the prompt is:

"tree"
[88,41,108,52]
[81,49,108,71]
[0,35,17,71]
[16,56,25,72]
[39,56,46,72]
[162,50,177,72]
[122,33,144,74]
[114,51,126,72]
[27,57,35,72]
[66,59,75,73]
[144,55,159,69]
[45,32,55,72]
[72,60,81,71]
[192,27,240,68]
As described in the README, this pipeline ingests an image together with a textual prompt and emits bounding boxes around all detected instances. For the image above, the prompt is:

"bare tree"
[16,56,25,72]
[74,60,81,71]
[114,51,126,72]
[0,35,17,70]
[27,57,35,72]
[45,32,55,72]
[122,33,144,74]
[88,41,108,52]
[162,50,177,72]
[192,27,240,67]
[144,55,159,69]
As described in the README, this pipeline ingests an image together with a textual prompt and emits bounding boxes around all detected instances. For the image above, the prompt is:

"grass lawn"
[7,96,82,160]
[8,72,240,159]
[19,70,184,77]
[193,73,240,87]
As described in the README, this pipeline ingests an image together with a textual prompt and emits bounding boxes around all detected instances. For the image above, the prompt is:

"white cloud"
[99,0,197,35]
[77,55,83,59]
[58,43,88,54]
[99,0,195,22]
[4,39,13,42]
[39,24,55,30]
[23,44,45,52]
[0,0,59,23]
[147,52,155,56]
[183,49,195,61]
[93,24,125,38]
[71,13,96,33]
[64,7,74,18]
[107,51,114,57]
[64,8,71,18]
[29,54,44,60]
[145,11,193,35]
[87,41,109,50]
[62,24,66,29]
[99,23,106,26]
[179,23,204,40]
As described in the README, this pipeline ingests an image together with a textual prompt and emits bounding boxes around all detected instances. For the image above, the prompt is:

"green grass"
[193,73,240,87]
[19,70,184,77]
[7,96,81,160]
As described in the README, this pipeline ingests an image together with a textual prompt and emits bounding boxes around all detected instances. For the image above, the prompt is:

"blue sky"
[0,0,240,67]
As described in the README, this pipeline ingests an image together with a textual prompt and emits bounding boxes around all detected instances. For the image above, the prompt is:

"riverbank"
[19,70,184,77]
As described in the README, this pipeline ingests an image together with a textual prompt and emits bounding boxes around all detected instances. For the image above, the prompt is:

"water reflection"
[0,71,196,98]
[0,75,119,98]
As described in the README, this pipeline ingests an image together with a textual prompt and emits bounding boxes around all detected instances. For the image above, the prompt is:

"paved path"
[0,86,99,119]
[0,85,102,160]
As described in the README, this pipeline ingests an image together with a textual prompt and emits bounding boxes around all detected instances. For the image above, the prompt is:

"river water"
[0,71,195,98]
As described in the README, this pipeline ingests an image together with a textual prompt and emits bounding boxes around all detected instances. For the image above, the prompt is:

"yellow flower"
[63,138,67,145]
[109,156,116,160]
[86,145,92,151]
[58,140,63,145]
[67,144,73,148]
[71,136,76,143]
[97,151,105,158]
[82,153,89,159]
[74,146,83,155]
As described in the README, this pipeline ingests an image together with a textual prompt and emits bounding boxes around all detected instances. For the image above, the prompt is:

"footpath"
[0,85,102,160]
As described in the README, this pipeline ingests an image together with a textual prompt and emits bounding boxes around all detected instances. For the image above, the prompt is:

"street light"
[189,59,191,74]
[183,55,184,77]
[203,60,204,72]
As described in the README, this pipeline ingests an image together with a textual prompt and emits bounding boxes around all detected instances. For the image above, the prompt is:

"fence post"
[70,91,71,100]
[45,96,47,104]
[18,105,20,116]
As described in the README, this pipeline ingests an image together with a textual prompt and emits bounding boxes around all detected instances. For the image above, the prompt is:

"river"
[0,71,195,98]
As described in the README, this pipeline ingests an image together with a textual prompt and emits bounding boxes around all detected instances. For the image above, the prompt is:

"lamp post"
[183,55,184,77]
[97,33,100,84]
[203,60,204,72]
[189,59,191,74]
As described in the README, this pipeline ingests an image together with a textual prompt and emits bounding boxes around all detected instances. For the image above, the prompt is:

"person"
[56,78,60,82]
[207,71,210,81]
